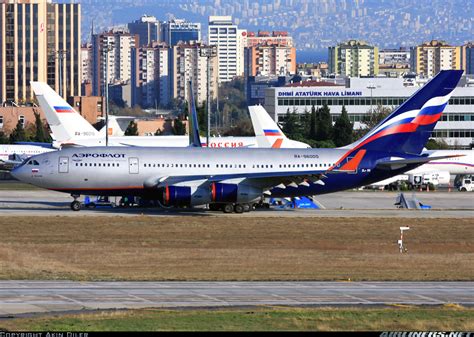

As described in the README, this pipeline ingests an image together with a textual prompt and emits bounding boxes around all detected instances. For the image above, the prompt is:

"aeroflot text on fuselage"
[278,91,363,97]
[72,153,126,159]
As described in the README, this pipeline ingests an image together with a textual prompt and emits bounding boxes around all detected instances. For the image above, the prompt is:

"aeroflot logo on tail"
[73,153,126,159]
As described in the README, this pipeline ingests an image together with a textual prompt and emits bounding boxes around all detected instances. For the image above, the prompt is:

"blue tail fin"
[187,81,202,148]
[349,70,463,155]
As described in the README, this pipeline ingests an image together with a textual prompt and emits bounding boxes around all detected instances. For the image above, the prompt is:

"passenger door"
[58,157,69,173]
[129,157,139,174]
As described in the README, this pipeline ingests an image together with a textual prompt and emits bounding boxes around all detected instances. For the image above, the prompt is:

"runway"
[0,189,473,218]
[0,281,473,316]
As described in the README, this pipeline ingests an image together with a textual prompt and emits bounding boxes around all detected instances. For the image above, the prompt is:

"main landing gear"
[210,203,253,214]
[70,194,82,211]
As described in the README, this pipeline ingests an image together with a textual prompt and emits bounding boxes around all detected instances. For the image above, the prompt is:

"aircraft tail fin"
[249,105,287,148]
[187,81,202,148]
[31,82,100,143]
[347,70,463,155]
[249,105,310,148]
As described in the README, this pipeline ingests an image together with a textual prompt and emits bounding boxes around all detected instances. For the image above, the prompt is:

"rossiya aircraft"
[0,144,56,171]
[31,82,309,149]
[13,70,464,213]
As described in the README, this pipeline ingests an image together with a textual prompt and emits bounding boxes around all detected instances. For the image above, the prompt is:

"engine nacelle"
[161,185,211,207]
[211,183,262,204]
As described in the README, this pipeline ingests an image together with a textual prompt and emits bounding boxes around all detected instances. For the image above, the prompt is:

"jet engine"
[160,184,211,207]
[211,183,262,204]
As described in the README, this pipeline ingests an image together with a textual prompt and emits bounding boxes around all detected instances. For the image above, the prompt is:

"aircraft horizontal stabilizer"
[376,155,464,171]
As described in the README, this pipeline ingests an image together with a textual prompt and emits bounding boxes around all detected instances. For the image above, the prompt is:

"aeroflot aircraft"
[14,71,463,213]
[31,82,309,149]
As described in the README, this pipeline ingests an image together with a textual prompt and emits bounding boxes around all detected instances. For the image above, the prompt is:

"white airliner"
[0,144,55,170]
[369,149,474,188]
[12,71,465,213]
[31,82,309,149]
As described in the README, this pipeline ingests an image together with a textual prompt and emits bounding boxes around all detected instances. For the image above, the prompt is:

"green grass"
[1,306,473,331]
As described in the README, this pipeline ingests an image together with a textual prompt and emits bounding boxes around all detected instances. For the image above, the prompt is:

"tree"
[425,138,450,150]
[302,108,311,137]
[0,131,9,144]
[33,112,49,143]
[9,120,28,143]
[332,105,353,147]
[196,101,207,136]
[354,105,392,140]
[172,117,186,135]
[124,121,138,136]
[221,119,254,137]
[309,105,317,140]
[282,108,299,138]
[315,104,333,141]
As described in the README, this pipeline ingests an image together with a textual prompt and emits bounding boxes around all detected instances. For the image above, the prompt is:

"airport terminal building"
[264,76,474,148]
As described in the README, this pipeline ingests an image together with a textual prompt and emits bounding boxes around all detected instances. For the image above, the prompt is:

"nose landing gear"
[70,194,82,211]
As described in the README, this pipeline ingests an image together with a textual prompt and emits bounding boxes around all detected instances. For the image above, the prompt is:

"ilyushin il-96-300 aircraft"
[12,70,464,213]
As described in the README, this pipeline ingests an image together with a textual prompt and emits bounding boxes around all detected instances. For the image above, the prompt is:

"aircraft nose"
[10,165,25,181]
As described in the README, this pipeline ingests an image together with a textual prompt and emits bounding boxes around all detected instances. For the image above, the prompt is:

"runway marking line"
[55,294,86,307]
[415,294,444,303]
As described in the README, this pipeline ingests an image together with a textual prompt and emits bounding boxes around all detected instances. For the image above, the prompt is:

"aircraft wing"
[376,154,464,170]
[143,170,328,190]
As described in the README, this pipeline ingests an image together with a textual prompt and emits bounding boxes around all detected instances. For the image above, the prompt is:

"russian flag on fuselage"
[263,129,281,136]
[53,106,75,113]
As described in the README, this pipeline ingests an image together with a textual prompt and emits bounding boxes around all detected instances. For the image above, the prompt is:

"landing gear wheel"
[242,204,251,212]
[70,200,82,212]
[234,204,244,214]
[223,204,234,213]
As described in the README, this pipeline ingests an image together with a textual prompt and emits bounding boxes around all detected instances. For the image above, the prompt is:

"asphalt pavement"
[0,281,473,316]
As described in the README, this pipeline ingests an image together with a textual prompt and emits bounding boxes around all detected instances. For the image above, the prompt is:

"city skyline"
[81,0,473,61]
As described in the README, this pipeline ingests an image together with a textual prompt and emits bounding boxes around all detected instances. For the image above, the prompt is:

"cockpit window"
[27,160,40,166]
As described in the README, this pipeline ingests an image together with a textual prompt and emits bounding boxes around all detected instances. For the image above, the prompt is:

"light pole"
[103,44,114,147]
[367,83,376,114]
[199,45,217,147]
[53,50,68,98]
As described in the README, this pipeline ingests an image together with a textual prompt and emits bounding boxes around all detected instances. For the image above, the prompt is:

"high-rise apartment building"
[378,48,410,77]
[161,19,201,46]
[410,40,461,77]
[92,30,138,96]
[0,0,81,102]
[132,42,170,108]
[244,31,296,77]
[128,15,160,47]
[81,43,92,83]
[246,31,293,48]
[208,16,246,83]
[170,41,218,106]
[461,42,474,75]
[328,40,379,77]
